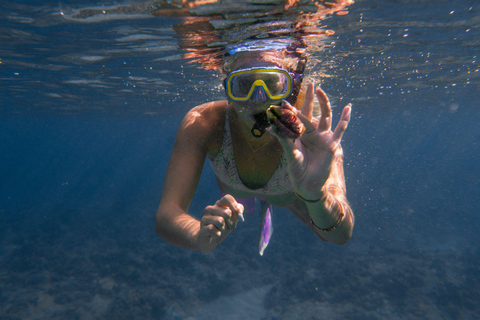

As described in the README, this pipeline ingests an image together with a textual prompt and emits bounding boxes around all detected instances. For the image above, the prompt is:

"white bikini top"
[207,110,294,195]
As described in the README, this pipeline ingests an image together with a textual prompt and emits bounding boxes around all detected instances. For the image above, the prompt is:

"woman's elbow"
[317,215,354,245]
[336,214,354,245]
[336,229,353,245]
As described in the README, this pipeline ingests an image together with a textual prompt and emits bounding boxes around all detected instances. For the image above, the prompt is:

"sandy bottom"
[1,208,478,320]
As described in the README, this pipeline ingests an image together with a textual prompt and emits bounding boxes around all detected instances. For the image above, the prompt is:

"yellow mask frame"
[226,67,293,102]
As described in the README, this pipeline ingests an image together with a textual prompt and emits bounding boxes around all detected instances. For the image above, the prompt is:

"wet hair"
[222,50,302,75]
[321,150,353,229]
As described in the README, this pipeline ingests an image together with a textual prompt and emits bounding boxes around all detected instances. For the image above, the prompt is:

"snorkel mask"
[223,39,307,137]
[226,63,306,138]
[226,67,293,102]
[225,66,296,138]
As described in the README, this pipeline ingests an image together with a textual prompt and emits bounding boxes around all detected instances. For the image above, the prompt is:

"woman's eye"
[239,78,250,87]
[266,79,282,92]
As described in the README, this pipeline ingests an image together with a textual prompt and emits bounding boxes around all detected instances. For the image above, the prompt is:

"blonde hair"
[322,150,352,222]
[222,50,301,75]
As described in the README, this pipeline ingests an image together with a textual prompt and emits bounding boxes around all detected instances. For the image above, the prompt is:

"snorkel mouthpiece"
[251,111,270,138]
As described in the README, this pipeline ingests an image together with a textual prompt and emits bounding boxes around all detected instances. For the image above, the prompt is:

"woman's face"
[231,96,273,128]
[227,59,286,127]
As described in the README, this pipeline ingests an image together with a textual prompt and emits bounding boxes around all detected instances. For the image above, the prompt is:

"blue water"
[1,0,479,319]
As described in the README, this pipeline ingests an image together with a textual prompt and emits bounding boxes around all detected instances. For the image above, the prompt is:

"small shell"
[267,104,305,139]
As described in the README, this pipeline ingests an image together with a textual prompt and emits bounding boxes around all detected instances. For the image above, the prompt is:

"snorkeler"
[155,43,354,254]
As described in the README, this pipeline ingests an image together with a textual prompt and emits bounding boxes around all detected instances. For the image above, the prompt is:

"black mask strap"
[286,58,307,106]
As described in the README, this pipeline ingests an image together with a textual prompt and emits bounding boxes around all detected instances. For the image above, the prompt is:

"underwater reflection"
[152,0,354,71]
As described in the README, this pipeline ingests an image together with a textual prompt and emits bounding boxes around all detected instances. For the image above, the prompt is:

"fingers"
[216,194,244,222]
[204,194,243,229]
[296,111,317,134]
[316,87,352,142]
[332,104,352,143]
[201,195,245,242]
[300,82,315,121]
[316,87,332,131]
[203,207,235,237]
[201,214,224,238]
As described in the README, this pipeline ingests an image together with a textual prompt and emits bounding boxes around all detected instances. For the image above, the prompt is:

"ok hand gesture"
[272,83,352,201]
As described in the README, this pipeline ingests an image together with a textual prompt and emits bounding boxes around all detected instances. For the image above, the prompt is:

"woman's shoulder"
[190,100,226,120]
[180,100,227,151]
[184,100,226,131]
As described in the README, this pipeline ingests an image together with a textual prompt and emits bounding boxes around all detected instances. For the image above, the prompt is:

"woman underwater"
[155,44,354,254]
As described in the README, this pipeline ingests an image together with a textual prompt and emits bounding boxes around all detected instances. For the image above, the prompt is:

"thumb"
[266,126,295,152]
[295,110,317,134]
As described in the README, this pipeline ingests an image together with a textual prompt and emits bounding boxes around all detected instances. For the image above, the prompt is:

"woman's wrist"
[294,190,324,203]
[310,210,345,232]
[192,231,215,254]
[296,191,345,232]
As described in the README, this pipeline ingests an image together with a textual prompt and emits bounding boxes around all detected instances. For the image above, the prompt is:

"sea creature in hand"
[267,102,305,139]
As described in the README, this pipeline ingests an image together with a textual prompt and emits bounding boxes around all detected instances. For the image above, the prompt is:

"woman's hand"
[271,83,352,200]
[194,194,244,253]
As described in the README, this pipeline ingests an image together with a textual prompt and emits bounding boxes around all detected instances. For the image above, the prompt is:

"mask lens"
[227,68,292,101]
[231,74,256,97]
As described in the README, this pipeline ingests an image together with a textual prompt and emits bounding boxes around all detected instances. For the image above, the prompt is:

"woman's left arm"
[273,83,354,244]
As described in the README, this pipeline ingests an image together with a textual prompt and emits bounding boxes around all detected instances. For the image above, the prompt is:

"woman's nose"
[252,86,268,102]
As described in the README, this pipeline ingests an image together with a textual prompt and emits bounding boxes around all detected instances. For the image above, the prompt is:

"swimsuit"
[208,109,294,196]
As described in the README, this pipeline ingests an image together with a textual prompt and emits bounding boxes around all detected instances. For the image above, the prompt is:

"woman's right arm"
[155,102,243,253]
